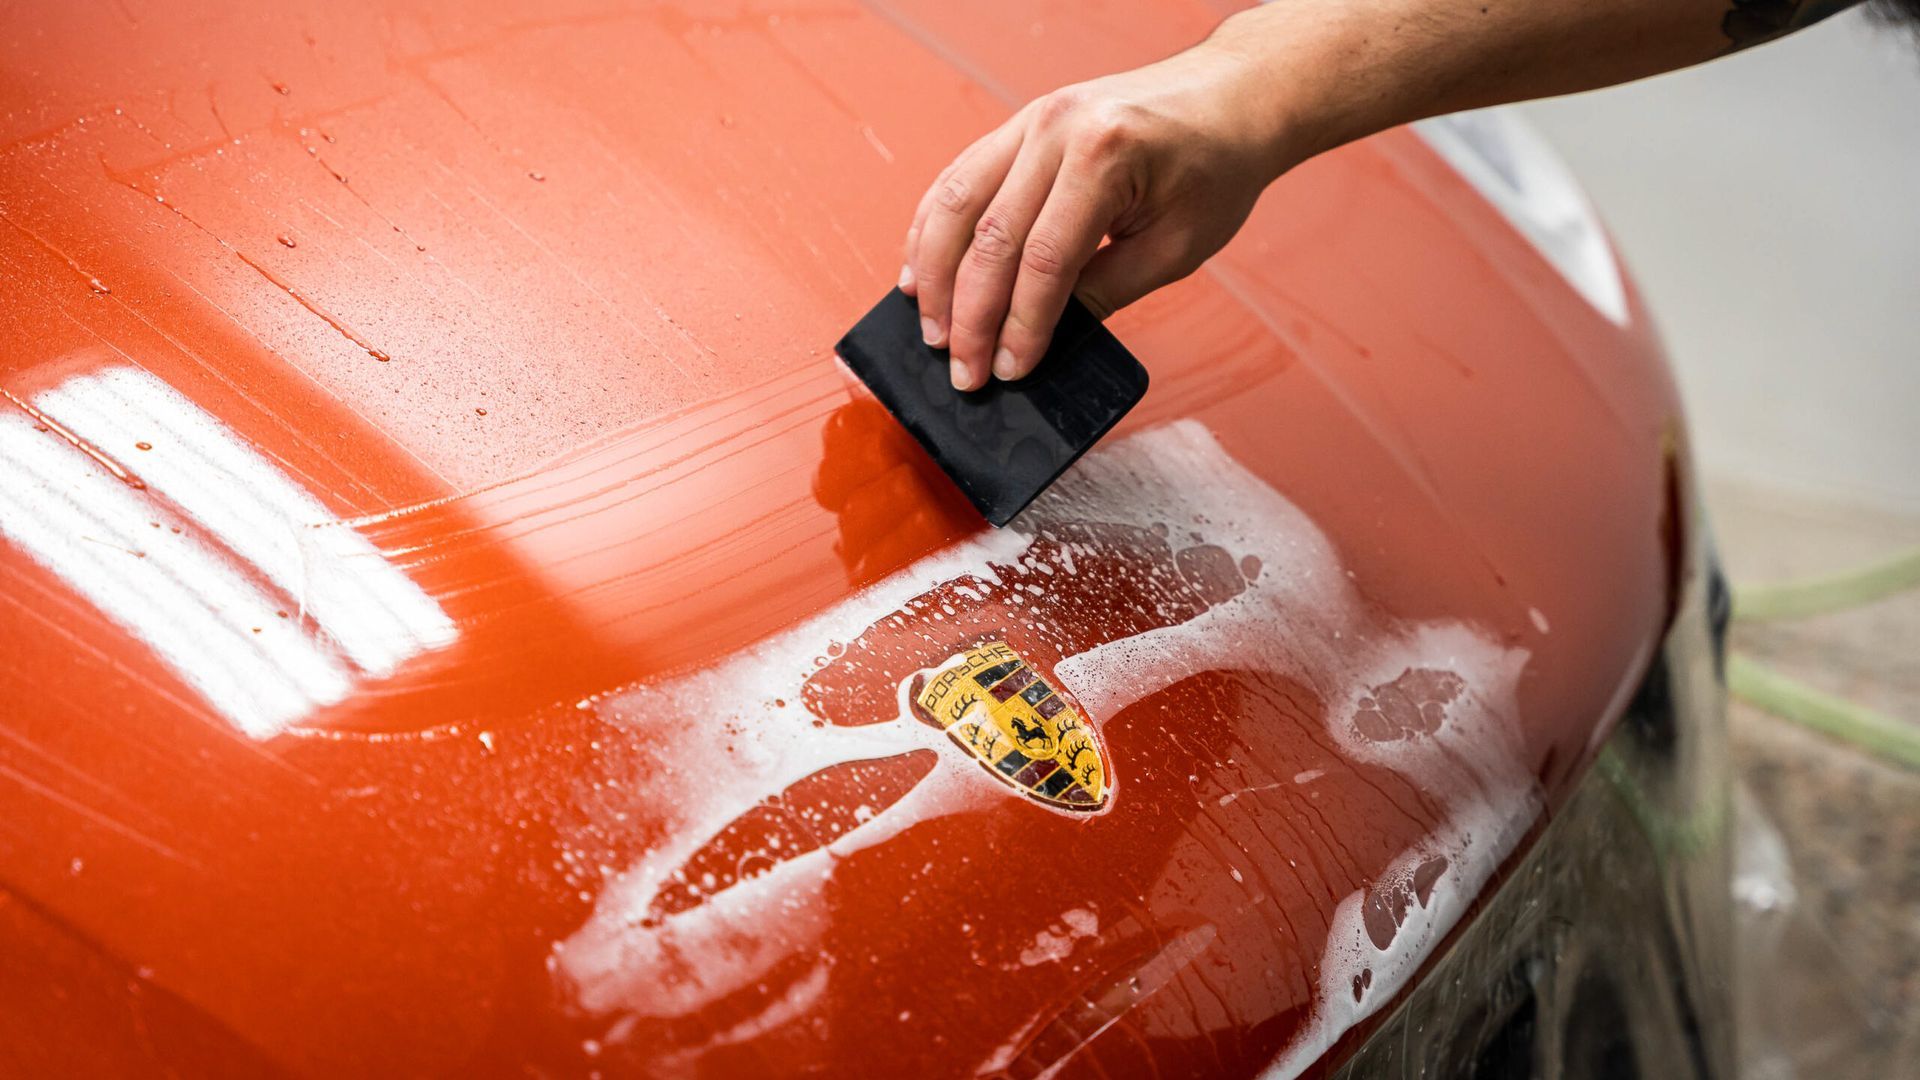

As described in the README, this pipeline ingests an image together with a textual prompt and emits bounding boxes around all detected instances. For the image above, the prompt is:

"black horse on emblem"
[1009,714,1054,752]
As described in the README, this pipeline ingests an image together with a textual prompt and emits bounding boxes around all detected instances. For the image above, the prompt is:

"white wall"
[1521,11,1920,513]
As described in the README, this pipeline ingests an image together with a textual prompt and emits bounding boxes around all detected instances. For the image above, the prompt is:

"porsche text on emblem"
[913,641,1110,812]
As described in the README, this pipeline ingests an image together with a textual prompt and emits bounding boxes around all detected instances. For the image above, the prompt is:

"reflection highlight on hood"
[0,365,454,737]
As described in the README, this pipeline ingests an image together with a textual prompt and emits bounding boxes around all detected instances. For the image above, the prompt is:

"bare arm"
[902,0,1868,390]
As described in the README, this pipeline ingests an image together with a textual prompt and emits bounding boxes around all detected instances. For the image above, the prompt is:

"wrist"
[1200,0,1418,176]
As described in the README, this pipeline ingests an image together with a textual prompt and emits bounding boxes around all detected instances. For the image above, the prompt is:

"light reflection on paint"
[0,366,454,736]
[1416,108,1629,326]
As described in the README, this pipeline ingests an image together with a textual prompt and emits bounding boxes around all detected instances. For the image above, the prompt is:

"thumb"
[1072,229,1200,320]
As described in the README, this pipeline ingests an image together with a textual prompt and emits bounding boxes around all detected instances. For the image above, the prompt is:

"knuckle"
[933,174,973,213]
[999,306,1042,342]
[950,303,999,341]
[970,214,1018,260]
[1033,87,1083,125]
[954,322,996,349]
[1082,102,1145,156]
[1020,231,1069,279]
[949,286,1006,337]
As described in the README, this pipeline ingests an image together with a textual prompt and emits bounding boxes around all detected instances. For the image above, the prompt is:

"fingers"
[946,138,1063,390]
[989,153,1124,380]
[908,122,1023,355]
[901,91,1208,388]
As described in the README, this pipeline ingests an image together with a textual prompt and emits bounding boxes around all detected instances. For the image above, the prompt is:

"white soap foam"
[553,420,1537,1075]
[1014,905,1101,968]
[1032,426,1536,1078]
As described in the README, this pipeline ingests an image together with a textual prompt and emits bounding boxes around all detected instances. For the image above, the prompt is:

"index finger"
[901,128,1006,299]
[910,122,1024,351]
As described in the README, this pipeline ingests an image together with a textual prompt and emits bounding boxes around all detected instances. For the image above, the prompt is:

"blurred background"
[1522,10,1920,1076]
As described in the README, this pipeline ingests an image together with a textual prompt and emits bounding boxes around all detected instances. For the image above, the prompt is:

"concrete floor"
[1710,480,1920,1079]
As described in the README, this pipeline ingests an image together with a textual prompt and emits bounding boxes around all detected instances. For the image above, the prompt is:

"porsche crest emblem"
[912,641,1111,812]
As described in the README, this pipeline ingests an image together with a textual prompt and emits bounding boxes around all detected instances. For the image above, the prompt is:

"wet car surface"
[0,2,1731,1076]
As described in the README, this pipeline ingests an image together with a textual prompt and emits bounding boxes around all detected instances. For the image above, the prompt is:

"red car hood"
[0,1,1687,1075]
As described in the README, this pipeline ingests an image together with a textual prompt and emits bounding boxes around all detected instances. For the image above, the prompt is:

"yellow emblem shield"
[913,641,1111,812]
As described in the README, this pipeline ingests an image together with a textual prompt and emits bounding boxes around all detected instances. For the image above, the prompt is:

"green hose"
[1734,545,1920,621]
[1725,543,1919,770]
[1728,654,1920,771]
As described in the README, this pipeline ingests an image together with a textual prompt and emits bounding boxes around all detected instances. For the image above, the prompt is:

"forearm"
[1217,0,1862,168]
[895,0,1872,389]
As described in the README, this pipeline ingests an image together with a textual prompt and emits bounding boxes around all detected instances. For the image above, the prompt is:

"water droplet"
[272,81,290,96]
[478,730,496,752]
[134,441,152,451]
[277,234,297,248]
[528,170,545,182]
[475,407,488,416]
[88,278,110,294]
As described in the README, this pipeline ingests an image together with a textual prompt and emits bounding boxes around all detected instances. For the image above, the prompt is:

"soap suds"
[1014,906,1100,968]
[551,421,1535,1075]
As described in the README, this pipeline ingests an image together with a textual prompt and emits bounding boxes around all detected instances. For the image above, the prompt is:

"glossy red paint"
[0,1,1686,1076]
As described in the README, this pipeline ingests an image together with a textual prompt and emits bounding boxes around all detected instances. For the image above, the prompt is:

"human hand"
[899,22,1307,390]
[893,0,1817,391]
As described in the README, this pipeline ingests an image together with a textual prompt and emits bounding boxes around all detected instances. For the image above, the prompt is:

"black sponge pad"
[834,288,1149,527]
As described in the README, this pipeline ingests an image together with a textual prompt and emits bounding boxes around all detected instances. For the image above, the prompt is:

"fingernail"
[949,358,971,390]
[921,316,943,347]
[992,346,1018,380]
[897,264,914,290]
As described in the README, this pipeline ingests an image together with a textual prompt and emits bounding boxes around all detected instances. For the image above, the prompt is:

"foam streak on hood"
[555,421,1536,1075]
